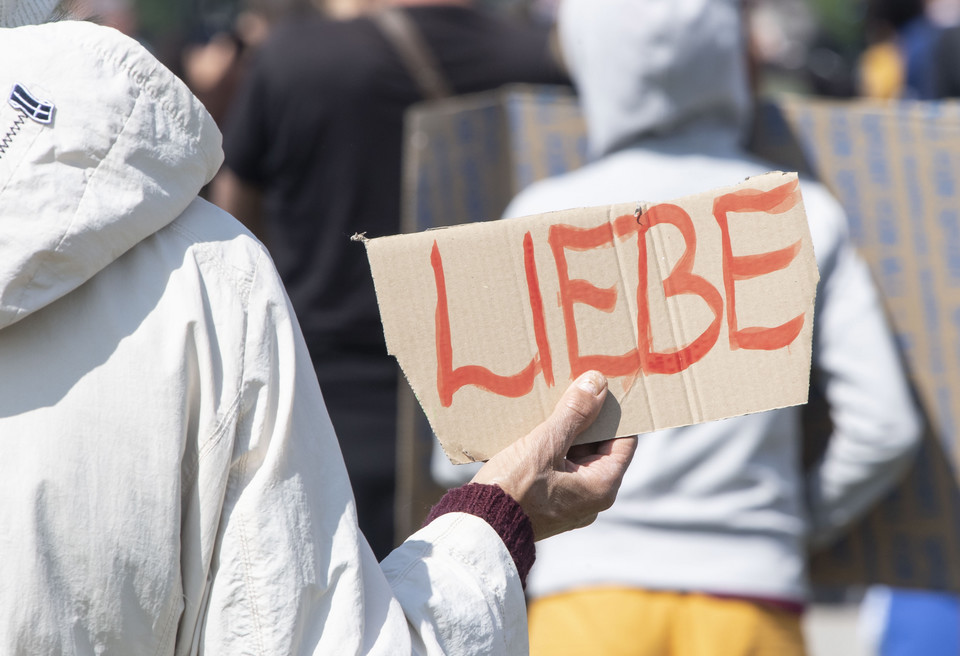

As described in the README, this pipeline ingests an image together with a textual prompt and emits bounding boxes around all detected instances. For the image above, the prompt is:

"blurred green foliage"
[134,0,189,34]
[808,0,867,49]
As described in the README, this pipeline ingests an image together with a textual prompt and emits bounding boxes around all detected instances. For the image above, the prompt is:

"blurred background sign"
[780,97,960,593]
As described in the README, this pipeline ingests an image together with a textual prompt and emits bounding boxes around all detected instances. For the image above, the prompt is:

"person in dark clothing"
[214,0,568,559]
[932,25,960,97]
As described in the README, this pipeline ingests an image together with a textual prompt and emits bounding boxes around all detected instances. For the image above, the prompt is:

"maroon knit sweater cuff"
[424,483,536,588]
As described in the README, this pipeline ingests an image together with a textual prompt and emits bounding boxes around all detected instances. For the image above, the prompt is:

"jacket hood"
[558,0,751,158]
[0,20,222,330]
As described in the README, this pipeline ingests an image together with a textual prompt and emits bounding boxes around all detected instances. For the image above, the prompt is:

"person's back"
[0,18,315,651]
[503,1,922,654]
[217,1,569,558]
[0,18,419,652]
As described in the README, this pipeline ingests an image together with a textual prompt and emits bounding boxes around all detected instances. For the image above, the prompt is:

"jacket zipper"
[0,113,27,159]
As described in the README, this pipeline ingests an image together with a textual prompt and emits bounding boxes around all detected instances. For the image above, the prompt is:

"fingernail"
[576,371,605,396]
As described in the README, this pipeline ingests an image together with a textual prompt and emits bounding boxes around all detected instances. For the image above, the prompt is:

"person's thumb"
[536,371,608,465]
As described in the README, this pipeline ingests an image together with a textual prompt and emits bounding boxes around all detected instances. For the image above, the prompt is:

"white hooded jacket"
[0,20,527,654]
[507,0,921,602]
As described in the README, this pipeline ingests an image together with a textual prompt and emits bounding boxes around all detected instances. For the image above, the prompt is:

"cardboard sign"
[778,97,960,591]
[365,171,820,463]
[402,84,587,233]
[781,98,960,467]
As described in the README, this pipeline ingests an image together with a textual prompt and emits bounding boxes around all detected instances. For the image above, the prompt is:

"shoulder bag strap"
[372,7,454,101]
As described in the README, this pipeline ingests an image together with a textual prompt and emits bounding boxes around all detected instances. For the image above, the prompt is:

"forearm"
[383,511,530,655]
[386,371,631,652]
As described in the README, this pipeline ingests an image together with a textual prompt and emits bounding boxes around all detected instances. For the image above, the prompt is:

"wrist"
[424,483,536,587]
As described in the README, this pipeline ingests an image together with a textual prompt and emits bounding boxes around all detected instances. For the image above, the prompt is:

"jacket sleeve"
[196,245,529,654]
[804,191,923,548]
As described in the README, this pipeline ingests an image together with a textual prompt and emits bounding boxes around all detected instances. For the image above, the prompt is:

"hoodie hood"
[0,20,222,330]
[558,0,751,158]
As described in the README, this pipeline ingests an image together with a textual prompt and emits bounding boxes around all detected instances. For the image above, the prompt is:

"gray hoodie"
[560,0,750,159]
[506,0,921,602]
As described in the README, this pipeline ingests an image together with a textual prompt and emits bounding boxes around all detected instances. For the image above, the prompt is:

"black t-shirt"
[223,6,567,560]
[933,26,960,98]
[223,6,568,373]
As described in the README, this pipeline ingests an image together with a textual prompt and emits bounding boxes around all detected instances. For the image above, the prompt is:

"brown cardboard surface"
[780,98,960,469]
[778,97,960,591]
[401,84,587,233]
[367,171,819,463]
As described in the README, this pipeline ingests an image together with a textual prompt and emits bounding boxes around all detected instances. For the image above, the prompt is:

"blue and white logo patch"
[9,84,55,124]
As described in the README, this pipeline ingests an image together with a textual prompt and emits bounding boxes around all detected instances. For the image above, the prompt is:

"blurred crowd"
[69,0,960,110]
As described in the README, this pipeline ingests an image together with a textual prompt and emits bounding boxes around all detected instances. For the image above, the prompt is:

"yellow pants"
[528,587,807,656]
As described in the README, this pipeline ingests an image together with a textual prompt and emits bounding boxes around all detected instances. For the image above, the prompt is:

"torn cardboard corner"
[364,171,820,464]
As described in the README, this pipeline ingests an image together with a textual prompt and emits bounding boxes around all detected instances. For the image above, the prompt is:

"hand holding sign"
[471,371,638,541]
[363,172,819,463]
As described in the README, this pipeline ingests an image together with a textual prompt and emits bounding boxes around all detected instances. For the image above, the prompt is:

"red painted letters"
[549,220,640,378]
[713,180,805,350]
[548,206,723,379]
[433,235,553,408]
[627,204,724,375]
[432,181,808,405]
